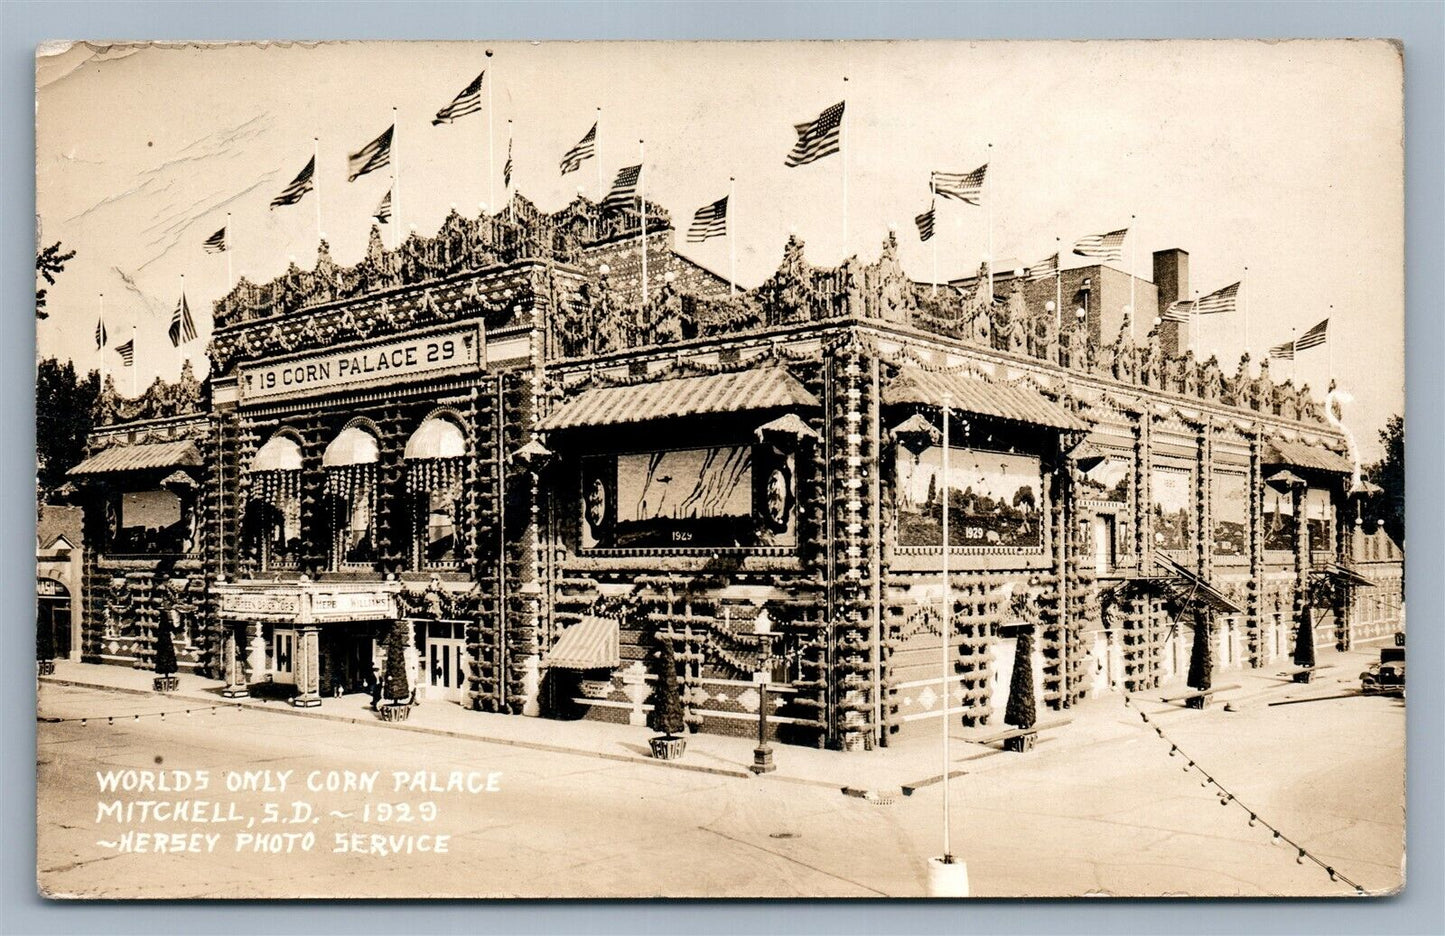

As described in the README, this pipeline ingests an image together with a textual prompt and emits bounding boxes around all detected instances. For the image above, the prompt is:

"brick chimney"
[1153,249,1190,356]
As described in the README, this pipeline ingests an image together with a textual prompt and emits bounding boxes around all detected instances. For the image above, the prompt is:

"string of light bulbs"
[1122,692,1367,895]
[38,703,246,726]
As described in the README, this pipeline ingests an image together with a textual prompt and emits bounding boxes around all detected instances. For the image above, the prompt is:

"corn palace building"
[64,194,1404,752]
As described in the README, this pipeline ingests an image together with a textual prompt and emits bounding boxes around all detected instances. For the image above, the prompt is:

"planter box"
[37,660,55,676]
[1003,731,1038,752]
[649,735,686,760]
[153,676,179,693]
[378,703,412,722]
[1292,669,1314,684]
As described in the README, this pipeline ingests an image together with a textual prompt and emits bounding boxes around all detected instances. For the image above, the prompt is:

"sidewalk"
[37,645,1375,798]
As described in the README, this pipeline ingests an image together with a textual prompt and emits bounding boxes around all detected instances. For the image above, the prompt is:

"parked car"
[1361,646,1405,696]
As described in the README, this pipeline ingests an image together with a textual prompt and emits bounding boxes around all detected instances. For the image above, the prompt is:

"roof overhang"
[539,366,820,432]
[884,367,1088,432]
[68,441,203,478]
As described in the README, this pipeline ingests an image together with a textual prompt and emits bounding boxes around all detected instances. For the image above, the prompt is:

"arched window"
[249,434,303,570]
[404,415,466,568]
[324,425,380,568]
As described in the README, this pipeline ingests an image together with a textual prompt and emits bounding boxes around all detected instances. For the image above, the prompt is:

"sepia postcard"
[34,39,1406,899]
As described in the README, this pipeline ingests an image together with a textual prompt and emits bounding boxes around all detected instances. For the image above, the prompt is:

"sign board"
[37,577,68,598]
[240,323,484,402]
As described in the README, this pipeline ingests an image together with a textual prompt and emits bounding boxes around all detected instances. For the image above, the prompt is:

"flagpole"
[486,50,495,212]
[130,325,137,398]
[98,293,105,388]
[1291,326,1297,385]
[842,76,849,259]
[177,273,185,377]
[393,107,401,242]
[986,143,994,304]
[729,176,737,298]
[1242,265,1250,368]
[639,139,648,306]
[930,179,938,298]
[596,107,603,202]
[1129,214,1137,342]
[226,212,233,289]
[1191,289,1199,358]
[506,118,514,220]
[940,390,953,866]
[313,138,322,252]
[1327,304,1334,388]
[1055,237,1063,338]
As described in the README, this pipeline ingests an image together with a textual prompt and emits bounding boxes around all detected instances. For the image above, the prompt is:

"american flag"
[931,165,987,205]
[560,122,596,175]
[687,195,728,243]
[116,338,135,367]
[504,136,513,190]
[1161,299,1194,323]
[1025,253,1059,281]
[202,226,227,254]
[347,125,394,182]
[1295,318,1329,351]
[914,204,935,242]
[1072,228,1128,263]
[373,188,392,224]
[1195,281,1240,315]
[95,316,107,350]
[432,71,484,125]
[169,293,197,347]
[270,156,314,208]
[1269,339,1295,361]
[603,164,642,209]
[785,101,844,168]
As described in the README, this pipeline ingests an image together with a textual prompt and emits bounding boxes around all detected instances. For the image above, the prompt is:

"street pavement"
[36,644,1403,898]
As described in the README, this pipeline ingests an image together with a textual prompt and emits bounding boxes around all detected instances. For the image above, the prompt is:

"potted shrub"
[152,618,179,693]
[1185,609,1214,707]
[648,639,686,760]
[379,619,413,722]
[1292,611,1316,683]
[1003,628,1038,750]
[37,613,56,677]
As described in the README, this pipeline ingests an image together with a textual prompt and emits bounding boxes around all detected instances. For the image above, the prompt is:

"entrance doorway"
[424,620,466,702]
[37,580,72,661]
[272,629,296,684]
[1092,514,1116,575]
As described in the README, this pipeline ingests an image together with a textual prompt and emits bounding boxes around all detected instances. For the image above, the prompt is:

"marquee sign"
[239,323,484,402]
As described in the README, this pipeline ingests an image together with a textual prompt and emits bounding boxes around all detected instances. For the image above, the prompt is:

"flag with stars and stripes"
[1295,318,1329,351]
[270,156,314,208]
[687,195,728,243]
[432,71,484,125]
[602,164,642,209]
[202,226,227,253]
[116,338,135,367]
[931,165,987,205]
[373,188,392,224]
[914,204,936,242]
[347,125,394,182]
[1161,299,1194,323]
[1025,252,1059,281]
[503,136,513,190]
[1269,339,1295,360]
[1072,228,1128,263]
[785,101,844,167]
[560,122,596,175]
[169,293,197,347]
[95,316,107,350]
[1195,281,1240,315]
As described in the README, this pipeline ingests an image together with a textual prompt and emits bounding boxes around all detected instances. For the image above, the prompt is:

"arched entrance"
[37,577,72,661]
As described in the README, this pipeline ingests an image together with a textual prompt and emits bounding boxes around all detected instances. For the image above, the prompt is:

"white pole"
[940,391,953,862]
[486,50,495,212]
[639,139,647,305]
[841,77,849,259]
[729,176,737,298]
[313,138,322,251]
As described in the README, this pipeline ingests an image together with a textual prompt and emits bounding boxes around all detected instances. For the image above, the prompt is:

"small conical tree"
[650,638,685,739]
[383,619,412,704]
[1187,608,1213,692]
[1004,629,1037,729]
[37,614,56,665]
[1293,610,1316,669]
[153,617,178,678]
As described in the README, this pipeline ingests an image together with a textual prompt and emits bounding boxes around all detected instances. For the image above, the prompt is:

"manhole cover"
[768,832,799,839]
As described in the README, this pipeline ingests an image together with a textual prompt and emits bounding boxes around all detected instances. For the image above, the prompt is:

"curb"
[38,676,754,780]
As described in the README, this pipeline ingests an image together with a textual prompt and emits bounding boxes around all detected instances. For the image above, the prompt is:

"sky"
[34,40,1404,458]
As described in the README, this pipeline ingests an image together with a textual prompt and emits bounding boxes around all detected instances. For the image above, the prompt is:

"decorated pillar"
[1246,427,1265,666]
[221,623,248,698]
[292,625,322,707]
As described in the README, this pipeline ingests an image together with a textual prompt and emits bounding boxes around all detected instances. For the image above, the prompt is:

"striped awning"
[1264,439,1353,474]
[884,367,1088,432]
[540,366,819,431]
[543,615,621,670]
[68,441,202,477]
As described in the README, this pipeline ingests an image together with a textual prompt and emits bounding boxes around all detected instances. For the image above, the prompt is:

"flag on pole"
[602,164,642,208]
[503,136,513,190]
[432,71,484,125]
[560,122,596,174]
[1161,299,1195,323]
[1194,281,1240,315]
[785,101,844,167]
[1025,253,1059,281]
[270,156,315,208]
[1269,339,1295,360]
[202,226,227,253]
[931,165,988,205]
[95,316,107,350]
[687,195,728,243]
[914,204,936,242]
[1072,228,1129,263]
[373,188,392,224]
[116,338,135,367]
[1295,318,1329,351]
[169,293,197,347]
[347,125,394,182]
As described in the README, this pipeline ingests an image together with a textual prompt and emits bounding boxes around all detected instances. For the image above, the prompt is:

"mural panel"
[1149,466,1193,551]
[1211,471,1248,558]
[1263,486,1296,551]
[1078,455,1131,504]
[896,447,1044,549]
[1305,486,1333,552]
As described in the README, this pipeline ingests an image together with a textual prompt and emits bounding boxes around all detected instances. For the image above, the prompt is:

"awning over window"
[405,417,466,460]
[1264,439,1353,474]
[323,426,380,467]
[1153,553,1244,614]
[539,366,819,432]
[1314,561,1376,589]
[253,434,302,472]
[884,367,1089,432]
[542,615,621,670]
[68,440,202,477]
